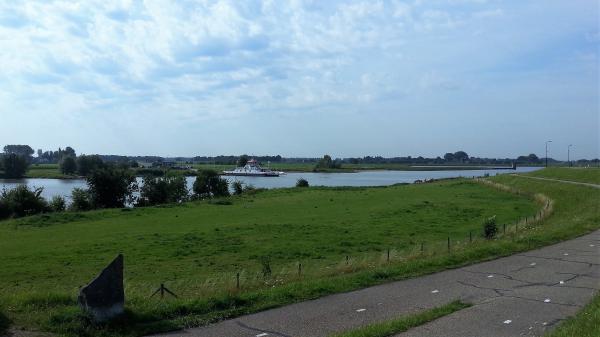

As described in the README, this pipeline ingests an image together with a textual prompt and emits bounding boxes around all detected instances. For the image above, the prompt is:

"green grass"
[1,168,598,337]
[330,300,470,337]
[525,167,600,185]
[25,164,73,179]
[544,293,600,337]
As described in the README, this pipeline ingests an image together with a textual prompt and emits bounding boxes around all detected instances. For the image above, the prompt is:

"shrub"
[49,196,66,212]
[232,181,243,195]
[86,166,137,208]
[193,170,229,199]
[483,216,498,239]
[0,185,48,218]
[138,176,188,206]
[70,188,92,211]
[296,178,309,187]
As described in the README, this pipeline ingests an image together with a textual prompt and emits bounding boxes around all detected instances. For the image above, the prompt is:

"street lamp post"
[545,140,552,168]
[568,144,573,167]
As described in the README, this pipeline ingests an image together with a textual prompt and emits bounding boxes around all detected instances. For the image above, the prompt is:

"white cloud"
[0,0,597,158]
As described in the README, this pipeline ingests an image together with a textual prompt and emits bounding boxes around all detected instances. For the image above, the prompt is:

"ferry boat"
[222,159,281,177]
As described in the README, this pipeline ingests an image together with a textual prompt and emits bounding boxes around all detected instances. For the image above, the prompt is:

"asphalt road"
[152,230,600,337]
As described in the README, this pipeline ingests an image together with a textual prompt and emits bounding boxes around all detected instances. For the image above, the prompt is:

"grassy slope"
[526,167,600,185]
[0,180,535,294]
[0,180,537,336]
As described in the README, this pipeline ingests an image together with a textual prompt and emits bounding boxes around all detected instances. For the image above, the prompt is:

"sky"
[0,0,598,160]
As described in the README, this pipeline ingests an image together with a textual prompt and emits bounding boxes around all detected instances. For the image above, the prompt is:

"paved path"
[153,230,600,337]
[511,175,600,189]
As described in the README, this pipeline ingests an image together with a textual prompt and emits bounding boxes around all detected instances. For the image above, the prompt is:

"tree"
[443,153,455,162]
[527,154,540,163]
[60,156,77,175]
[193,170,229,199]
[86,166,137,208]
[453,151,469,162]
[315,154,341,170]
[3,145,34,157]
[76,155,104,176]
[63,146,76,158]
[138,176,188,206]
[2,153,29,178]
[237,154,249,167]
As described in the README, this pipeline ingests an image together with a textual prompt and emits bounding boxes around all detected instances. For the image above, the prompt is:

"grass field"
[25,164,71,179]
[0,168,598,336]
[526,167,600,185]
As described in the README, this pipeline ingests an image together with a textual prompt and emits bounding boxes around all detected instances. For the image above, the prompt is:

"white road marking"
[256,333,269,337]
[431,289,439,293]
[503,320,512,324]
[563,253,569,256]
[559,281,565,284]
[356,308,366,312]
[487,275,494,278]
[544,299,551,303]
[590,244,595,247]
[530,262,536,266]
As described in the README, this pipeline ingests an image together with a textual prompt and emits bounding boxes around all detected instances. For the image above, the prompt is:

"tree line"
[0,160,246,220]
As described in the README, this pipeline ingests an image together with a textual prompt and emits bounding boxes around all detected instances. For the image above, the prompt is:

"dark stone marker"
[78,254,125,322]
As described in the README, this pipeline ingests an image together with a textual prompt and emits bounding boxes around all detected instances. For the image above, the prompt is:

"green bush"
[49,196,67,212]
[70,188,93,211]
[0,185,48,218]
[296,178,309,187]
[138,176,188,206]
[483,216,498,239]
[86,166,137,208]
[193,170,229,199]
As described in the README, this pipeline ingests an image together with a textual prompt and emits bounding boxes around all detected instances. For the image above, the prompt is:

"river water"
[0,167,540,201]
